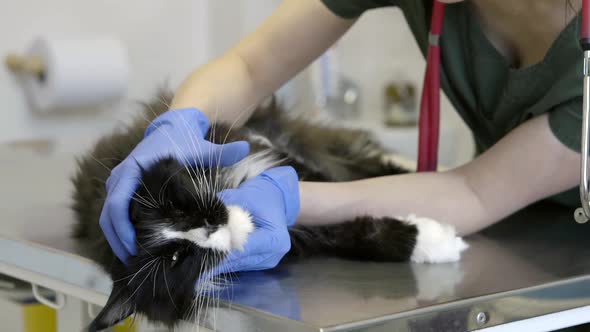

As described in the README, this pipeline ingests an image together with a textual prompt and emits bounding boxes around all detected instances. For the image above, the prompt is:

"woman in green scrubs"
[170,0,582,236]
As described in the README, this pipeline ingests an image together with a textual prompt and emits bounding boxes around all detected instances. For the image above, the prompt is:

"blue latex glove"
[214,166,300,274]
[100,108,250,263]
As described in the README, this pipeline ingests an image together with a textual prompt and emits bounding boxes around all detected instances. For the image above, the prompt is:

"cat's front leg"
[288,215,468,264]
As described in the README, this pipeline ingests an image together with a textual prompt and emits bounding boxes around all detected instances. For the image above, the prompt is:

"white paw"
[401,214,468,263]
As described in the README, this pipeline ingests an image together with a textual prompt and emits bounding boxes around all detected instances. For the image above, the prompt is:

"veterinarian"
[100,0,583,273]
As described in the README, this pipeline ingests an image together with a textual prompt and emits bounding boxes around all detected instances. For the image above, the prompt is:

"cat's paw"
[226,205,255,251]
[402,214,468,263]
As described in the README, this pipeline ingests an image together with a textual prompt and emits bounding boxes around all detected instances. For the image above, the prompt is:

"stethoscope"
[417,1,445,172]
[576,0,590,223]
[423,1,590,224]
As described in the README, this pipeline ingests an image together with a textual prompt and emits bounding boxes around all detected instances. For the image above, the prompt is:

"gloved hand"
[214,166,300,274]
[100,108,250,263]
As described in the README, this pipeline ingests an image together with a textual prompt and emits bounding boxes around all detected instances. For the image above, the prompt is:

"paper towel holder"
[4,53,46,80]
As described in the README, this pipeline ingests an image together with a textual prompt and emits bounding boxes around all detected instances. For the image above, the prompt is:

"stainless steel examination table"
[2,150,590,332]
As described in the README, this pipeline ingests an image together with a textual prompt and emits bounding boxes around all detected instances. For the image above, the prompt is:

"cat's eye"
[170,251,179,268]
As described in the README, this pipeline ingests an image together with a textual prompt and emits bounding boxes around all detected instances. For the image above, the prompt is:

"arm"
[171,0,355,125]
[102,0,355,262]
[298,114,580,235]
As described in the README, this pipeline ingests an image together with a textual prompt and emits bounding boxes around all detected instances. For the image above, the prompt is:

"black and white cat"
[71,92,468,331]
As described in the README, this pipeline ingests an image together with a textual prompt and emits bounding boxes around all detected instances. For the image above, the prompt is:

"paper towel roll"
[22,37,129,113]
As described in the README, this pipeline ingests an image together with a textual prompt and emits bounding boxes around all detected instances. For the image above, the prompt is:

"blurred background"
[1,0,474,167]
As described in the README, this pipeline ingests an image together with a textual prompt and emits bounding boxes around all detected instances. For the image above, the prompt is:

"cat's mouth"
[161,205,254,252]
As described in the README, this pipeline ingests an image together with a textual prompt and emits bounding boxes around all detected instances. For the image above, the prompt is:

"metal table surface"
[2,150,590,331]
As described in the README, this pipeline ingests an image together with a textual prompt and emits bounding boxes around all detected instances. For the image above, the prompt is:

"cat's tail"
[288,215,468,264]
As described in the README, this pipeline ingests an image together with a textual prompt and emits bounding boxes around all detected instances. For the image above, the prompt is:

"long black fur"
[71,91,417,331]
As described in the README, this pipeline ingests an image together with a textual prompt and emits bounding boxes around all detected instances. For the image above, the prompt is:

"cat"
[71,91,468,331]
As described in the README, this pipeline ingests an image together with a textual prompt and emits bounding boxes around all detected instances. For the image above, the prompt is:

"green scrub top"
[320,0,584,206]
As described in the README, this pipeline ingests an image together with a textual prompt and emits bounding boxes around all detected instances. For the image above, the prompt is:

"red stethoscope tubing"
[420,0,590,173]
[417,1,446,172]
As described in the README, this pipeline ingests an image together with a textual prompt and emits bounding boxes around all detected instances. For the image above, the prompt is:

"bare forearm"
[298,171,487,236]
[171,0,354,125]
[171,53,262,125]
[298,115,580,236]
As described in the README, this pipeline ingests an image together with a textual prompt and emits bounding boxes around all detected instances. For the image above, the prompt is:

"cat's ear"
[88,284,134,332]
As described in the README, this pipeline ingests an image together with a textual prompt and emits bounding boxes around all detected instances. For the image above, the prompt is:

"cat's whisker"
[171,110,210,188]
[136,108,206,194]
[206,252,222,326]
[152,260,161,299]
[172,131,209,204]
[186,295,197,325]
[127,258,158,286]
[135,240,154,258]
[132,197,156,210]
[212,100,258,195]
[135,227,170,249]
[89,177,108,185]
[129,306,139,331]
[162,262,179,312]
[110,251,158,284]
[157,166,186,206]
[207,101,223,205]
[182,187,203,211]
[86,155,114,173]
[188,252,206,325]
[192,285,202,324]
[112,274,136,283]
[133,193,155,207]
[183,292,194,321]
[137,177,160,207]
[190,296,199,330]
[130,196,156,209]
[122,260,159,306]
[157,94,172,110]
[198,250,212,326]
[208,251,224,329]
[132,192,158,209]
[196,250,207,299]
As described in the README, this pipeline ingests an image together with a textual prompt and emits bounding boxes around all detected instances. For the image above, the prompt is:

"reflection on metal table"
[1,150,590,331]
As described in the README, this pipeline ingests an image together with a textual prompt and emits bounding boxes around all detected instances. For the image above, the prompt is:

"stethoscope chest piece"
[575,207,589,223]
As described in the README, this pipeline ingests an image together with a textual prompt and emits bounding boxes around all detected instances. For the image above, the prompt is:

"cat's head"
[90,157,253,331]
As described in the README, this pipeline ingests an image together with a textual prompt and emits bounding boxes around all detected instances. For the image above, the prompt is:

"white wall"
[207,0,280,58]
[205,3,474,166]
[1,0,210,153]
[335,7,474,166]
[1,1,473,164]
